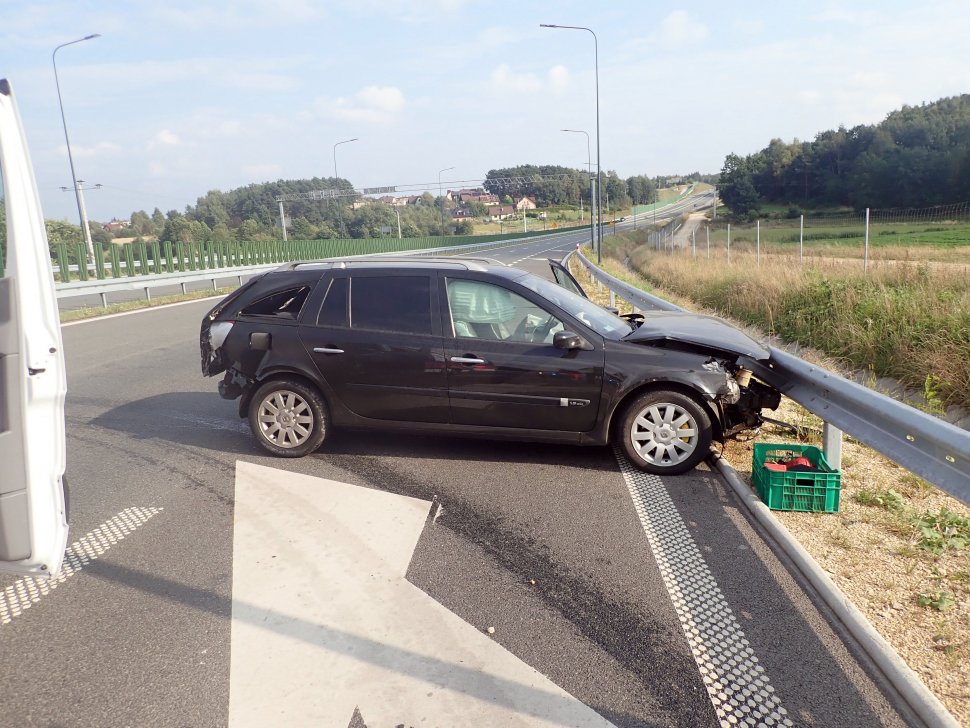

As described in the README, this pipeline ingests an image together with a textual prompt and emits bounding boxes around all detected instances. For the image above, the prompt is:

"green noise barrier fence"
[0,227,572,280]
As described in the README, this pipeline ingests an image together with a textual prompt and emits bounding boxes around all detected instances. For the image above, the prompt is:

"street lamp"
[332,137,358,180]
[438,166,455,234]
[332,138,357,237]
[561,129,595,251]
[53,33,100,264]
[541,23,601,263]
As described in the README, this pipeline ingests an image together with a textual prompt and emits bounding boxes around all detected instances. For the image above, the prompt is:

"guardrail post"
[100,293,107,308]
[823,423,843,471]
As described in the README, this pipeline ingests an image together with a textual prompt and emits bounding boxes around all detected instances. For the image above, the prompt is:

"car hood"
[622,312,770,360]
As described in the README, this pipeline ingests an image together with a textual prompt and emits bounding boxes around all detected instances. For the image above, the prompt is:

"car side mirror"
[553,331,592,351]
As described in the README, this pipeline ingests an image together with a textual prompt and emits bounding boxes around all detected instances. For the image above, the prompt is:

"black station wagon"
[200,257,780,475]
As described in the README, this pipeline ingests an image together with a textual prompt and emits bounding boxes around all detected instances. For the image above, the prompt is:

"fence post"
[727,223,731,263]
[138,241,149,275]
[76,244,89,281]
[706,226,710,259]
[94,244,106,279]
[799,214,804,265]
[756,220,760,266]
[864,207,870,273]
[55,244,70,283]
[110,245,122,278]
[124,244,135,277]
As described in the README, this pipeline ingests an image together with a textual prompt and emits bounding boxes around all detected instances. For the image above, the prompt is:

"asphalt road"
[0,230,925,727]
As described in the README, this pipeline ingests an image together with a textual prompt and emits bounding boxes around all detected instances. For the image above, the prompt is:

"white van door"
[0,78,69,577]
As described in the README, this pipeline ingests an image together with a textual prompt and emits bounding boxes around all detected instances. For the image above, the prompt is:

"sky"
[2,0,970,224]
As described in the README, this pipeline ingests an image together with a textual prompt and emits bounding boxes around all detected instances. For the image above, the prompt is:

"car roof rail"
[275,256,506,272]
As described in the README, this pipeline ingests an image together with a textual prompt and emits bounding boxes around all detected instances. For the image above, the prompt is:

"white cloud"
[151,130,180,148]
[356,86,405,112]
[548,65,570,92]
[490,64,541,93]
[316,85,407,124]
[659,10,708,46]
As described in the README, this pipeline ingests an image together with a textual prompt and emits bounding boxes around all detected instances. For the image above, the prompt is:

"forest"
[718,94,970,216]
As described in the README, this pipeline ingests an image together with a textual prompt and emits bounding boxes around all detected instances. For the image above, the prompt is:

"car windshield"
[516,272,634,340]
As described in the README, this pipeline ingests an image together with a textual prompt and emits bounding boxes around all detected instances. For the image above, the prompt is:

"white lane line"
[0,507,163,625]
[614,449,794,728]
[511,240,582,266]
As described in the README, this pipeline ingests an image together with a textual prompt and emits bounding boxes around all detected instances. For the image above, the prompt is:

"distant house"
[487,205,515,221]
[375,195,409,207]
[515,196,537,211]
[101,219,130,232]
[451,208,473,219]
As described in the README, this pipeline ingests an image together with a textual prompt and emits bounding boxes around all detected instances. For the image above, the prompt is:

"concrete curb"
[710,453,961,728]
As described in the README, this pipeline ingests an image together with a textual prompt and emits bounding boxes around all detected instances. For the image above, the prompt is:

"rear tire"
[616,389,712,475]
[248,379,328,457]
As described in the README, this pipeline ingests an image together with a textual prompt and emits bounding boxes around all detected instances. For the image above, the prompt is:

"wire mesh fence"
[646,201,970,270]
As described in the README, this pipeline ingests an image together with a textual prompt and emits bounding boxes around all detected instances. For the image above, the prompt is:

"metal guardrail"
[55,264,282,304]
[570,250,970,507]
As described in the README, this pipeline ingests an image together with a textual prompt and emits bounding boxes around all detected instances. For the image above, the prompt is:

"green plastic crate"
[752,443,841,512]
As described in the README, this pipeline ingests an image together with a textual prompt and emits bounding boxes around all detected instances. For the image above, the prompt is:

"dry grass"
[627,246,970,413]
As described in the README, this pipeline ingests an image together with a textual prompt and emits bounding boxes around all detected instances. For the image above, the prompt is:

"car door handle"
[450,356,486,365]
[313,347,345,354]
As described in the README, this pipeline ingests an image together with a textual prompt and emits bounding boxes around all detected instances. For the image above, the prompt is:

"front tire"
[248,379,329,457]
[617,389,712,475]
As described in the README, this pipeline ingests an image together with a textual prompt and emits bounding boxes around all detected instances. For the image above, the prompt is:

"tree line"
[16,165,712,254]
[719,94,970,216]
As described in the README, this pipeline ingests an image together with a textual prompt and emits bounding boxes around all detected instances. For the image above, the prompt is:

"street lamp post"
[541,23,601,263]
[332,138,357,237]
[438,166,455,235]
[561,129,595,253]
[53,34,100,264]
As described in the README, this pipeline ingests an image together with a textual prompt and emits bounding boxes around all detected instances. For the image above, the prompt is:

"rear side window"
[240,286,311,319]
[316,277,348,326]
[350,276,431,334]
